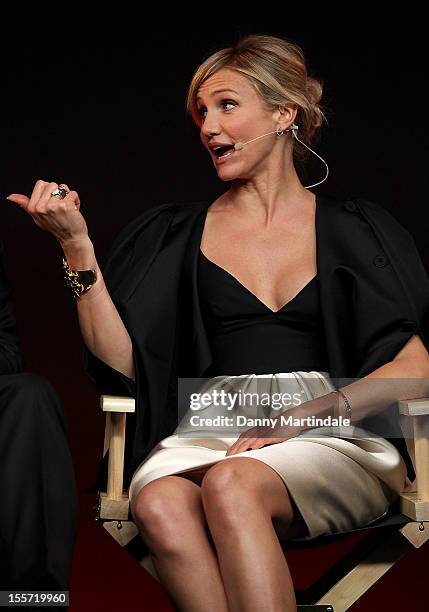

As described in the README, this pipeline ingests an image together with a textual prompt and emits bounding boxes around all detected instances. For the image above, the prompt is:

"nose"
[200,113,221,140]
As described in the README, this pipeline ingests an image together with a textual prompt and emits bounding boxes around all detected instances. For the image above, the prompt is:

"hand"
[225,420,303,456]
[225,391,338,456]
[6,180,89,247]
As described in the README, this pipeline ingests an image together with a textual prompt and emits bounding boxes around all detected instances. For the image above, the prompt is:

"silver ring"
[50,187,69,200]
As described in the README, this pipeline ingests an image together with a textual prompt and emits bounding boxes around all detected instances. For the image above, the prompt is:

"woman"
[7,34,429,612]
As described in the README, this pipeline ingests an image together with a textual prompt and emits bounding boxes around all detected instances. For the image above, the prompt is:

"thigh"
[202,457,308,540]
[134,474,206,525]
[133,474,218,549]
[176,465,214,486]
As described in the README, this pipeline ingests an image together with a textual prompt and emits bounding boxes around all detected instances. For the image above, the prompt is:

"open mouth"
[213,144,236,158]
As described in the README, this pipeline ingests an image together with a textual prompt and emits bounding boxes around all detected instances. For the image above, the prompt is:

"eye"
[197,99,236,118]
[222,100,236,111]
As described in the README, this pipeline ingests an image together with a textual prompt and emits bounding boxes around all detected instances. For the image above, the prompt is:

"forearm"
[336,358,429,421]
[290,358,429,429]
[62,237,135,380]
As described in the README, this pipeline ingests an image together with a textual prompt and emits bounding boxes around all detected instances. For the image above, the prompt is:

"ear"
[272,104,298,131]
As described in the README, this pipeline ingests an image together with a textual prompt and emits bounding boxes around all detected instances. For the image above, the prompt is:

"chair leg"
[315,528,416,611]
[103,520,138,547]
[297,607,334,611]
[297,604,335,612]
[139,554,161,583]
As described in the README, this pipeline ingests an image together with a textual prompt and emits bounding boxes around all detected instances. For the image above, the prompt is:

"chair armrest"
[96,394,429,522]
[398,397,429,521]
[99,394,135,520]
[398,397,429,416]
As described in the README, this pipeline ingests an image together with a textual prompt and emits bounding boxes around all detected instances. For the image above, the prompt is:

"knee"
[133,478,198,554]
[201,461,297,533]
[200,461,253,521]
[133,482,170,531]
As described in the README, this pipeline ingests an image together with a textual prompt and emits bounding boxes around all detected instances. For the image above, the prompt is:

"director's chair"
[94,395,429,611]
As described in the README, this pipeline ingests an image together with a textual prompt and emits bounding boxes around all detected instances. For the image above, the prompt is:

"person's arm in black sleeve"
[0,241,23,374]
[83,344,136,397]
[6,183,173,395]
[81,202,175,398]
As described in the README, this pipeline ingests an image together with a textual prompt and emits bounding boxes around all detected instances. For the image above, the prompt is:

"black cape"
[85,193,429,490]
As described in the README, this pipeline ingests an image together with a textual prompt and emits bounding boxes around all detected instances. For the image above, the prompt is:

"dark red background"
[2,10,428,611]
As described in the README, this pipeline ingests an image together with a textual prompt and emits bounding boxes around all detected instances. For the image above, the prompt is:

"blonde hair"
[186,33,328,163]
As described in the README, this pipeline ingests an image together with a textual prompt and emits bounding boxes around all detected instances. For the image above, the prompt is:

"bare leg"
[201,457,306,612]
[133,472,229,612]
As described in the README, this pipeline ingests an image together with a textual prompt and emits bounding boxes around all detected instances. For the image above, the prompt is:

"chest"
[200,206,317,313]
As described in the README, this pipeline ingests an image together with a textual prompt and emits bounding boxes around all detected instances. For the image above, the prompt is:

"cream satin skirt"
[129,371,408,540]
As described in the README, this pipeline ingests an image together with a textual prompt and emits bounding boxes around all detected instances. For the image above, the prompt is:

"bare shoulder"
[206,192,231,214]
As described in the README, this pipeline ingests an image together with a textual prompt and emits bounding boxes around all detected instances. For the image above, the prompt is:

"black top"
[198,248,330,376]
[86,196,426,489]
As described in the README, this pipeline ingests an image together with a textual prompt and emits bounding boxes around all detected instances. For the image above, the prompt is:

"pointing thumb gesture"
[6,179,87,247]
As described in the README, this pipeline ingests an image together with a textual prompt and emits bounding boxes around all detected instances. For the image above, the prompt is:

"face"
[196,68,294,179]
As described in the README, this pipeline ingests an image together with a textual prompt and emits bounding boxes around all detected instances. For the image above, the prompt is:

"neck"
[224,179,315,225]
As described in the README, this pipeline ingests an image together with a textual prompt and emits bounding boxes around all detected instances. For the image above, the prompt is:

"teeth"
[211,144,236,159]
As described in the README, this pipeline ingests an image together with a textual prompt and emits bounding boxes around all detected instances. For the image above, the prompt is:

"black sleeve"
[0,241,23,374]
[83,345,136,397]
[81,225,138,399]
[82,202,175,398]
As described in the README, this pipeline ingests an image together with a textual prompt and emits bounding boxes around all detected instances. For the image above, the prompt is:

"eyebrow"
[196,88,240,101]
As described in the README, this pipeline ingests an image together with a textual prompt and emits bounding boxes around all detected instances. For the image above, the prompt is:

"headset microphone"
[232,123,329,189]
[233,126,295,151]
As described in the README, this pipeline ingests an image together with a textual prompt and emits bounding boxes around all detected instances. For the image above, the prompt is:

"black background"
[1,8,428,610]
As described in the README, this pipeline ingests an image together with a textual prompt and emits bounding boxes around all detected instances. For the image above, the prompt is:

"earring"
[276,126,284,136]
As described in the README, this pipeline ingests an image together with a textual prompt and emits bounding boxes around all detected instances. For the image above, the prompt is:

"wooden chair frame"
[94,394,429,612]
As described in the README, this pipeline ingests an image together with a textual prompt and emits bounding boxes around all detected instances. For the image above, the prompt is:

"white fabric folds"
[129,371,407,540]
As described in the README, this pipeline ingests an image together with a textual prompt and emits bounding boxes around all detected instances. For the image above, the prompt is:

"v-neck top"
[198,248,330,376]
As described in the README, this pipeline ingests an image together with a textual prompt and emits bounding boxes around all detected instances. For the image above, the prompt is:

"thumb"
[6,194,30,209]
